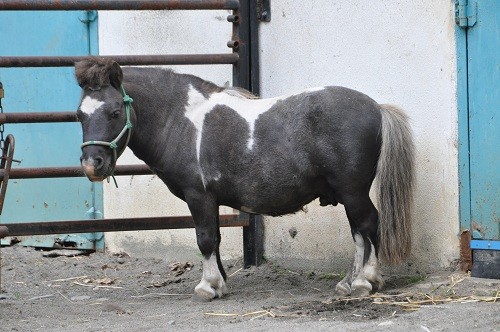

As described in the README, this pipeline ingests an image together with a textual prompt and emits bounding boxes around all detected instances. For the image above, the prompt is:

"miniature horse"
[75,58,415,301]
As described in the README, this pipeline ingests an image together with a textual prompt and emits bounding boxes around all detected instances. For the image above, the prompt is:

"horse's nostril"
[94,156,104,170]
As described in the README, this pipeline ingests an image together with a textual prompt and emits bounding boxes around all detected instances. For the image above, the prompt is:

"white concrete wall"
[98,1,460,273]
[259,0,460,273]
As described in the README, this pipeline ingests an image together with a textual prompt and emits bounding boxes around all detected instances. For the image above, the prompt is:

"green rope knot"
[109,142,118,149]
[123,94,133,104]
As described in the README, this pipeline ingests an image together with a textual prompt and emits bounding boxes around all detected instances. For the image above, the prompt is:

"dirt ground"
[0,245,498,332]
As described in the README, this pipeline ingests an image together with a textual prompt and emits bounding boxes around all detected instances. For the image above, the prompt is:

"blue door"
[466,1,499,242]
[0,11,103,249]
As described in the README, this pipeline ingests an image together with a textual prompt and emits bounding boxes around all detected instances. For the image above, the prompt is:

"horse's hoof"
[194,282,217,302]
[191,293,213,302]
[350,278,372,297]
[335,281,351,296]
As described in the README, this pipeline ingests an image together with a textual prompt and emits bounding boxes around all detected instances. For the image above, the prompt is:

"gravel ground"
[0,245,499,331]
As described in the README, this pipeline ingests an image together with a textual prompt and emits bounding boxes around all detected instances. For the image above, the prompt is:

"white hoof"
[335,279,351,296]
[351,277,372,297]
[194,278,226,301]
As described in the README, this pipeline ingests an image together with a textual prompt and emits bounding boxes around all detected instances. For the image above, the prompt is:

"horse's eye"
[111,110,120,119]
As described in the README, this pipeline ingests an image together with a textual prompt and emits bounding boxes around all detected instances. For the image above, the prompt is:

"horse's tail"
[376,104,415,264]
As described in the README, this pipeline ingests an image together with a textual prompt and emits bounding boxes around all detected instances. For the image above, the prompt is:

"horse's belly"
[230,182,321,217]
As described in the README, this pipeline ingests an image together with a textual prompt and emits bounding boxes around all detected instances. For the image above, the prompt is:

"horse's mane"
[76,57,259,100]
[75,57,116,90]
[223,87,259,99]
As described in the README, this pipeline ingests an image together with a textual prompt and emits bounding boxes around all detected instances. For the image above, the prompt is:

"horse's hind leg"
[186,193,227,301]
[336,194,384,297]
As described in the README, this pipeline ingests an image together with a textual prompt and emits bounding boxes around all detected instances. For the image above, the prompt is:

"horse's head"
[75,58,135,182]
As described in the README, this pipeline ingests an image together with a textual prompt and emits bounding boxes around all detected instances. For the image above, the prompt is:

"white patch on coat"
[194,254,226,299]
[184,86,210,187]
[184,85,278,158]
[184,84,327,188]
[80,96,104,116]
[353,233,365,276]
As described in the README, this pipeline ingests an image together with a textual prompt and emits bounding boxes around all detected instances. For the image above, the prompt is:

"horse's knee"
[196,229,218,257]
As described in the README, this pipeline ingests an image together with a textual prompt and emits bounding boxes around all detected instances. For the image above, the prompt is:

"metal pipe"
[0,164,152,179]
[0,112,77,124]
[0,54,239,68]
[1,214,248,236]
[0,0,239,10]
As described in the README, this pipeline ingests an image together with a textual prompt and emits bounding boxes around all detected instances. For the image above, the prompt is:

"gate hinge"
[455,0,477,27]
[85,207,103,219]
[79,10,97,24]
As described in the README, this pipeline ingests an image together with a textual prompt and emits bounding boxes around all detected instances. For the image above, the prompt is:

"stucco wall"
[259,1,460,273]
[98,1,460,273]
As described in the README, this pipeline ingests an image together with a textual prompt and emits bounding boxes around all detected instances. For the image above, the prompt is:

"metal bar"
[0,164,152,179]
[460,230,472,271]
[235,0,264,267]
[0,54,239,68]
[232,0,250,90]
[0,214,248,236]
[243,214,264,268]
[0,112,77,124]
[471,239,500,251]
[249,0,261,96]
[0,0,239,11]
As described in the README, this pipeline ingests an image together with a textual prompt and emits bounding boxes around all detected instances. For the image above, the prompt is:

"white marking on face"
[80,96,105,116]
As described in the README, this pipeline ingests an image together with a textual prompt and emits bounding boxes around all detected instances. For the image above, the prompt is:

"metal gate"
[0,0,267,272]
[0,9,102,250]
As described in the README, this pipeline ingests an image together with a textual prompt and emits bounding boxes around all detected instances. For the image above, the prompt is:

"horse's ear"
[109,61,123,90]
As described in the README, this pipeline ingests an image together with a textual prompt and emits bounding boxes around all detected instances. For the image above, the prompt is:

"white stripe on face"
[80,96,105,116]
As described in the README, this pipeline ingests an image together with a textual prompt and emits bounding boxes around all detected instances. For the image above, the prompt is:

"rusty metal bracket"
[257,0,270,22]
[0,135,15,215]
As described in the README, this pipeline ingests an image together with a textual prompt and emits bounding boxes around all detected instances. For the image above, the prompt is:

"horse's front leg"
[186,192,227,301]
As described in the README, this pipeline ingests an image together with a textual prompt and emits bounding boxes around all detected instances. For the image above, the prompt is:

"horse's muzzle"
[81,157,106,182]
